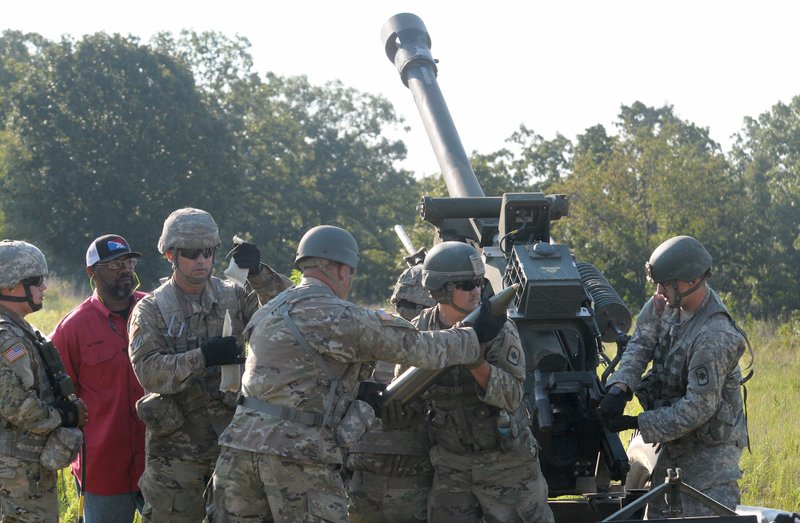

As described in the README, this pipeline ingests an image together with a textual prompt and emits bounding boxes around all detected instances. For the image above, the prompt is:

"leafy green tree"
[550,102,742,309]
[729,96,800,317]
[0,32,241,286]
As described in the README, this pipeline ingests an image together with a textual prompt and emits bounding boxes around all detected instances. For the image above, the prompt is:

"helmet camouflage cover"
[157,208,221,254]
[391,264,436,320]
[645,235,712,283]
[0,240,48,288]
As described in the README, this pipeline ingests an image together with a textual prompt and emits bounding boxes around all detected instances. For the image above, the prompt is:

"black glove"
[380,400,403,430]
[56,398,87,428]
[228,241,261,276]
[201,336,245,367]
[603,414,639,432]
[380,399,416,430]
[598,385,629,423]
[470,298,507,343]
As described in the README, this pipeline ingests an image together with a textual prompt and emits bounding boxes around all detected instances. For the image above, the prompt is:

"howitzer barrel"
[383,284,519,406]
[382,13,484,198]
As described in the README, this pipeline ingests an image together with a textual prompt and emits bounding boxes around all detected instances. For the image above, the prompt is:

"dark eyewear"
[178,247,217,260]
[454,279,483,291]
[21,275,46,287]
[97,258,138,271]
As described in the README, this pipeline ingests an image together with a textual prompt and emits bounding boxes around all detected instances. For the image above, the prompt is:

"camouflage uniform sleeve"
[606,297,660,390]
[128,298,206,394]
[346,307,481,369]
[246,264,293,310]
[637,318,743,444]
[478,322,526,411]
[0,337,62,433]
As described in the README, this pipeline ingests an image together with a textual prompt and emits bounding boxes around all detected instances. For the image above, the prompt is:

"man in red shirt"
[51,234,147,523]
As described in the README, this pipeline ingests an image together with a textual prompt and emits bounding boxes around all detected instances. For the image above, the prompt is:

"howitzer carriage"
[379,13,795,523]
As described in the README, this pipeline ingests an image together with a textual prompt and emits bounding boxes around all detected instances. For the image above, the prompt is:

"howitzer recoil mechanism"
[382,13,634,521]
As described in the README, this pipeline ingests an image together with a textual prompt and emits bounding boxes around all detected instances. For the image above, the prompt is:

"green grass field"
[28,278,799,519]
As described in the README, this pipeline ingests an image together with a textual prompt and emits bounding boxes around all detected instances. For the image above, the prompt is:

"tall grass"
[28,278,800,518]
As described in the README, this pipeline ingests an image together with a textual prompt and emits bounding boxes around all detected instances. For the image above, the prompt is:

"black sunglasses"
[177,247,217,260]
[454,279,483,291]
[21,275,46,287]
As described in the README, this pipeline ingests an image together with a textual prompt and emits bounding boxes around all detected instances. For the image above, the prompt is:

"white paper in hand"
[223,258,249,287]
[219,310,242,393]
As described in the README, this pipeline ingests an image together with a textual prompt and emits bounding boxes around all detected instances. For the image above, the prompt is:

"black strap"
[236,395,323,427]
[280,305,340,429]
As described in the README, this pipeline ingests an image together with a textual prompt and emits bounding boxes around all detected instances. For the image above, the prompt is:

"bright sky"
[6,1,800,176]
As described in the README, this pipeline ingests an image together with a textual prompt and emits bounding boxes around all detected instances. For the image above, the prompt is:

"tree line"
[1,30,797,319]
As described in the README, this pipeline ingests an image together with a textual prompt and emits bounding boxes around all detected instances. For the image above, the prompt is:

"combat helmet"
[391,265,436,321]
[295,225,359,269]
[645,235,712,283]
[157,208,220,254]
[422,241,484,307]
[0,240,48,288]
[0,240,48,312]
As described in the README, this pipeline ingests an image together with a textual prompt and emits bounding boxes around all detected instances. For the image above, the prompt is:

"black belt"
[236,395,324,427]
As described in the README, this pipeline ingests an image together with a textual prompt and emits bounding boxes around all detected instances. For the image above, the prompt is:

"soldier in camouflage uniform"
[413,241,554,523]
[599,235,749,517]
[345,262,437,522]
[128,208,292,522]
[390,264,436,322]
[208,225,506,523]
[0,240,88,521]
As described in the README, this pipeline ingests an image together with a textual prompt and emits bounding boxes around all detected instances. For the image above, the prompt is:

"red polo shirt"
[50,291,147,495]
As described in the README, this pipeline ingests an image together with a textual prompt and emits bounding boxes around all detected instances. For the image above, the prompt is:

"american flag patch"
[375,309,394,321]
[3,344,26,363]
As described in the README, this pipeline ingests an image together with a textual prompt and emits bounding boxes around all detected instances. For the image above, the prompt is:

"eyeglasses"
[97,258,138,271]
[454,279,483,291]
[21,275,46,287]
[178,247,217,260]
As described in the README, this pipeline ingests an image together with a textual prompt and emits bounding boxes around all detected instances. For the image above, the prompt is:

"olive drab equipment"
[645,235,712,284]
[381,13,636,518]
[294,225,359,269]
[421,241,485,304]
[157,208,221,253]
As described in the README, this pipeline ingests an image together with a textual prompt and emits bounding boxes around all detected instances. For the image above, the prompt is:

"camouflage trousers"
[0,458,57,523]
[347,469,431,522]
[427,433,554,523]
[139,453,214,523]
[645,442,742,518]
[208,446,347,523]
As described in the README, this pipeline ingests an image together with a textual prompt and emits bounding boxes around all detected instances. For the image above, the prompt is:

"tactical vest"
[0,315,56,462]
[152,277,241,429]
[347,398,433,478]
[639,290,748,454]
[416,310,527,455]
[242,285,365,432]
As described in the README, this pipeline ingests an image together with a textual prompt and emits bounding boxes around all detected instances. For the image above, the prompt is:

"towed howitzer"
[382,284,519,405]
[382,12,635,520]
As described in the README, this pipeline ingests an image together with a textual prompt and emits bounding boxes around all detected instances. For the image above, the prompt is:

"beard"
[101,278,134,300]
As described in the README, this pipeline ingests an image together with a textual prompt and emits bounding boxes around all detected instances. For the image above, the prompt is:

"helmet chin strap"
[444,282,473,315]
[0,283,42,312]
[668,275,707,308]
